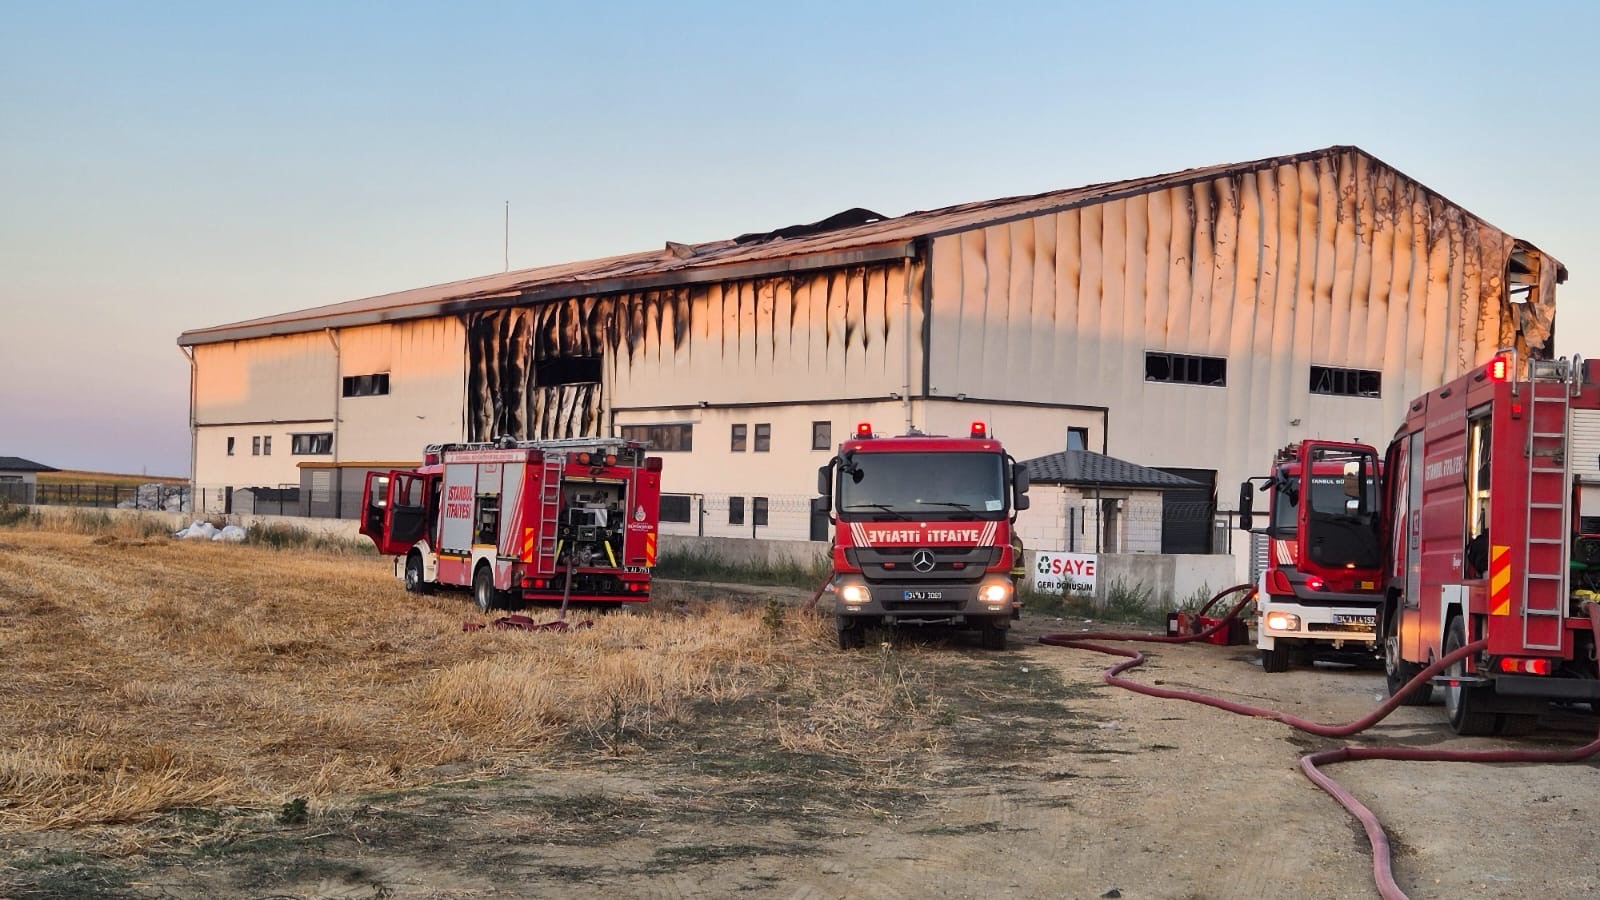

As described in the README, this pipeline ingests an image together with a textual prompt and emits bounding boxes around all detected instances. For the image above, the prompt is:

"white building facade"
[179,147,1564,573]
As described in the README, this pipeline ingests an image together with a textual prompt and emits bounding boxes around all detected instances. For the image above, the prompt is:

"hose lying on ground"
[1039,589,1600,900]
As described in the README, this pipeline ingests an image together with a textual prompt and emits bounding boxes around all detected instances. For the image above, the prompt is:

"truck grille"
[848,546,998,581]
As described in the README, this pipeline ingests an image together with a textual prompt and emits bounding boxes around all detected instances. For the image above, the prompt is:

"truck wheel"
[980,619,1009,651]
[1496,713,1539,736]
[1442,615,1496,736]
[473,564,501,613]
[836,619,865,650]
[404,552,433,595]
[1261,644,1292,673]
[1383,609,1429,705]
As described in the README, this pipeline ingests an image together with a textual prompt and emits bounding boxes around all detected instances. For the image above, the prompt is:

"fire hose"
[1039,587,1600,900]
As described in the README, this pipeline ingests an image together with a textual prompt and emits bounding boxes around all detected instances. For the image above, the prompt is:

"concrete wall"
[1088,553,1240,608]
[659,534,828,570]
[1015,485,1165,555]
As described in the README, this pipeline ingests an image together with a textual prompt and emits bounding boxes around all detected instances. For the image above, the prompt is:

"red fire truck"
[1237,441,1385,672]
[1379,353,1600,734]
[813,421,1031,650]
[359,437,662,611]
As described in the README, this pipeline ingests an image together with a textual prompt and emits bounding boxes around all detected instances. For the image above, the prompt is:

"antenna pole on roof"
[503,201,510,272]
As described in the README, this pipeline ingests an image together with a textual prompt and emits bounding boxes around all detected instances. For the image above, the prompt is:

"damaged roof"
[178,145,1566,346]
[1022,450,1200,491]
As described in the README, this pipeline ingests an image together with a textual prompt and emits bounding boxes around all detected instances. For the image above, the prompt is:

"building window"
[729,496,745,525]
[342,373,390,397]
[227,437,236,456]
[262,436,272,455]
[291,433,334,455]
[1309,365,1381,398]
[812,421,832,451]
[1067,427,1088,452]
[620,424,693,451]
[754,423,771,452]
[252,436,261,456]
[1145,352,1226,387]
[731,424,747,452]
[753,496,769,527]
[660,494,693,524]
[534,357,601,386]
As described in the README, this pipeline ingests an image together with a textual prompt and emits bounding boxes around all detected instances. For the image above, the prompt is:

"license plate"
[1335,614,1376,626]
[903,590,943,601]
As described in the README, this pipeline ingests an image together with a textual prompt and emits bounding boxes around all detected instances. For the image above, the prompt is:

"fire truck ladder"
[1520,359,1576,651]
[534,456,564,577]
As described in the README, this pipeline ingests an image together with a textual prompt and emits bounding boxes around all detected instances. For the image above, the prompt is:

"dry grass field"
[0,522,918,839]
[7,514,1594,898]
[34,471,186,486]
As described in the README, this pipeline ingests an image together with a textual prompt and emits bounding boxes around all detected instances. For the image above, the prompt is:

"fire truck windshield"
[839,452,1006,519]
[1271,476,1379,536]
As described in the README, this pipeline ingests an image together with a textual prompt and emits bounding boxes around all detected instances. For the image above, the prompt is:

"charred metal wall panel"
[463,262,923,441]
[924,149,1556,523]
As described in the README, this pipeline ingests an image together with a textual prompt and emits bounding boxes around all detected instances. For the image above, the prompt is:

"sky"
[3,1,1598,475]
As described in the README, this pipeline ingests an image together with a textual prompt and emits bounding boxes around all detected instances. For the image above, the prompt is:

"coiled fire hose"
[1040,588,1600,900]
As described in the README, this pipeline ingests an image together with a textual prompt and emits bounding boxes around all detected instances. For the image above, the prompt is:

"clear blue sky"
[3,1,1597,475]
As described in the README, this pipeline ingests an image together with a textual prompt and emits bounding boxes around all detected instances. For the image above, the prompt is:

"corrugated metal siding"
[193,333,336,424]
[925,149,1544,508]
[464,262,922,441]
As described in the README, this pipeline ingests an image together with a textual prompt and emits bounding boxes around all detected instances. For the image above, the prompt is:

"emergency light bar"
[970,421,987,439]
[856,422,873,439]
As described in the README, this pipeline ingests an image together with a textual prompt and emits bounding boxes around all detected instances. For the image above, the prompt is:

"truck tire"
[980,619,1008,651]
[404,552,433,595]
[1496,713,1539,736]
[1383,607,1430,705]
[836,619,866,650]
[1260,643,1292,673]
[1442,615,1496,736]
[473,564,501,613]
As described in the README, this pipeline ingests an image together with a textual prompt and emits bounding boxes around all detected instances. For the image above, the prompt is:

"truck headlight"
[1265,612,1301,631]
[840,583,871,606]
[980,581,1013,610]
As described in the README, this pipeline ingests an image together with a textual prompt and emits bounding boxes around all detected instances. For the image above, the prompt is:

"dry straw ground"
[0,514,928,847]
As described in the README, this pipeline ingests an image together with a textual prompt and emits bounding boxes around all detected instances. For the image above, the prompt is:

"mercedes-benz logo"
[911,549,936,573]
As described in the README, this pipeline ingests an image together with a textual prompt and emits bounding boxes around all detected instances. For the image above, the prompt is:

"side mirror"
[1013,464,1030,496]
[810,496,830,516]
[816,463,833,497]
[1343,460,1361,497]
[1237,482,1253,531]
[1014,494,1030,512]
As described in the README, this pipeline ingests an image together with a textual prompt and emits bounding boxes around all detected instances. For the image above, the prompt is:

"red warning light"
[856,422,873,438]
[1488,355,1510,382]
[970,421,987,439]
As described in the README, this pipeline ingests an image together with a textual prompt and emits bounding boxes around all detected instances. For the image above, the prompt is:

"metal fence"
[3,481,191,511]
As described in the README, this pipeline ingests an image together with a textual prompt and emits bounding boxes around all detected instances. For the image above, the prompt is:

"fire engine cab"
[1380,352,1600,734]
[359,437,662,611]
[1238,440,1385,672]
[814,421,1031,650]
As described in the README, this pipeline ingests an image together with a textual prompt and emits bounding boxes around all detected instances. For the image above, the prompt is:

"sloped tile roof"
[1022,450,1199,490]
[0,457,57,473]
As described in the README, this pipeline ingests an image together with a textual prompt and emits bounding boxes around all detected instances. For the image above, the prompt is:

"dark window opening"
[754,423,771,452]
[754,497,769,526]
[342,373,391,397]
[1145,352,1226,387]
[731,424,747,452]
[291,433,334,455]
[729,496,745,525]
[252,436,261,456]
[262,436,272,455]
[812,421,832,451]
[660,494,692,524]
[1067,427,1088,452]
[620,424,693,452]
[227,437,235,456]
[1309,365,1381,398]
[534,357,601,386]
